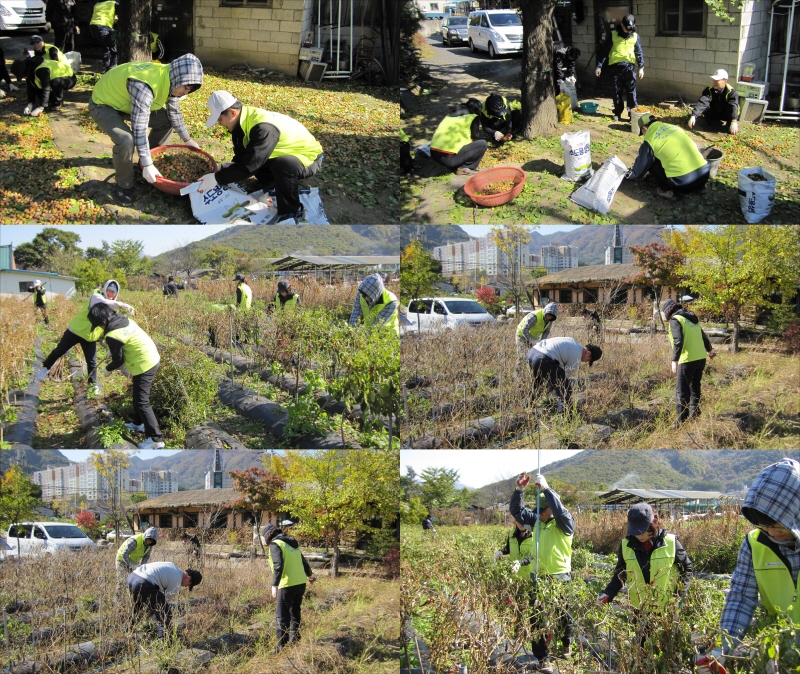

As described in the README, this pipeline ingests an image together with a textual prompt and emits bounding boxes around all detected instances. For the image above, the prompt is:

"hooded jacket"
[668,309,712,363]
[720,458,800,643]
[117,526,158,569]
[101,312,130,371]
[266,530,313,587]
[348,274,399,330]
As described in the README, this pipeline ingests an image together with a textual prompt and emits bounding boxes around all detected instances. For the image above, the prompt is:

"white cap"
[711,69,728,80]
[205,90,238,127]
[33,279,42,286]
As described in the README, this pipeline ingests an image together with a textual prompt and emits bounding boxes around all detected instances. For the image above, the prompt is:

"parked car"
[0,0,49,32]
[5,522,96,557]
[105,529,134,542]
[440,15,469,46]
[505,305,533,317]
[404,297,496,333]
[467,9,522,58]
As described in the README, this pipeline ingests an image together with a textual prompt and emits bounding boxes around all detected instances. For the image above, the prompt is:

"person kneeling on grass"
[695,458,800,674]
[430,98,487,176]
[625,113,710,201]
[197,90,324,224]
[127,562,202,639]
[526,337,602,414]
[87,303,165,449]
[38,279,134,397]
[262,523,315,653]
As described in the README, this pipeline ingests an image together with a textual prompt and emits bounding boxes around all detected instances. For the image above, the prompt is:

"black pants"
[431,140,487,172]
[132,363,162,441]
[53,26,76,53]
[649,160,711,194]
[90,25,117,71]
[127,574,172,631]
[610,62,637,116]
[42,329,98,384]
[37,305,50,324]
[276,583,306,649]
[700,109,735,127]
[527,350,572,410]
[531,576,574,661]
[253,154,323,216]
[676,358,706,422]
[27,75,76,108]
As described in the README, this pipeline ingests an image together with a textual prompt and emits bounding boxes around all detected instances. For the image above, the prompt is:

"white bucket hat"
[711,69,729,80]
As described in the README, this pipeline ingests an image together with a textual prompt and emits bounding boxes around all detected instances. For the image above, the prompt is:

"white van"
[0,0,49,32]
[467,9,522,58]
[5,522,96,558]
[404,297,496,333]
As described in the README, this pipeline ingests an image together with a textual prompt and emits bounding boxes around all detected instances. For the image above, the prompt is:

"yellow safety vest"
[748,530,800,623]
[667,314,707,364]
[150,33,159,52]
[608,31,639,66]
[274,293,299,310]
[268,539,307,589]
[238,106,323,167]
[534,517,573,575]
[431,114,476,154]
[67,293,106,342]
[237,283,253,310]
[90,1,116,28]
[92,61,172,113]
[39,43,69,64]
[358,289,400,336]
[621,534,678,608]
[105,319,161,376]
[643,122,707,179]
[516,309,548,343]
[34,59,75,89]
[507,529,535,580]
[116,534,148,565]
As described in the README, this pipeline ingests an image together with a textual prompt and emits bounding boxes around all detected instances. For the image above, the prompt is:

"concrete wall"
[193,0,310,76]
[0,271,76,299]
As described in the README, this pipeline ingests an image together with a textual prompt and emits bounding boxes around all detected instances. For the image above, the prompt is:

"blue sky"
[460,225,584,238]
[400,450,582,489]
[60,450,181,462]
[0,225,232,257]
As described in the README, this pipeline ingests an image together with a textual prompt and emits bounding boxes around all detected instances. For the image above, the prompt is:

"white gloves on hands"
[595,67,602,77]
[183,138,200,149]
[511,561,521,574]
[142,164,162,184]
[688,115,697,129]
[31,107,44,117]
[121,303,135,314]
[22,103,33,116]
[566,76,576,84]
[596,593,609,607]
[196,172,218,194]
[10,83,19,92]
[494,550,503,561]
[638,68,644,80]
[493,130,504,141]
[534,474,548,491]
[730,120,739,135]
[671,361,678,374]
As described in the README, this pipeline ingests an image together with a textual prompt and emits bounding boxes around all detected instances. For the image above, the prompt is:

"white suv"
[467,10,523,58]
[5,522,96,558]
[0,0,49,32]
[404,297,496,333]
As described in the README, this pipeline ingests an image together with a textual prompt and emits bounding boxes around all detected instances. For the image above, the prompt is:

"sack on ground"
[559,80,579,110]
[570,155,628,214]
[737,167,776,223]
[64,51,81,75]
[560,130,593,182]
[556,93,573,124]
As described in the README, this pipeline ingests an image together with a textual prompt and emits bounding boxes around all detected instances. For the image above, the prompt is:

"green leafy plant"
[96,418,128,448]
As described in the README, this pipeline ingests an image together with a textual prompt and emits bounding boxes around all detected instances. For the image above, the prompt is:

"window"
[559,289,573,304]
[183,513,198,528]
[583,288,598,304]
[433,302,447,315]
[642,286,657,301]
[159,514,173,528]
[658,0,706,36]
[610,287,629,305]
[443,300,487,314]
[430,3,440,10]
[409,300,433,314]
[18,282,34,292]
[242,512,257,525]
[210,512,228,529]
[480,14,489,28]
[8,525,32,538]
[469,13,481,26]
[33,527,47,540]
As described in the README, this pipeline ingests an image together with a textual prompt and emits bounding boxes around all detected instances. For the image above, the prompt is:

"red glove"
[516,472,530,488]
[694,654,727,674]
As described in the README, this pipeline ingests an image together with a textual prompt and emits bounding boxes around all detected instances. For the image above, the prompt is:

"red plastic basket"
[464,166,526,207]
[144,145,218,195]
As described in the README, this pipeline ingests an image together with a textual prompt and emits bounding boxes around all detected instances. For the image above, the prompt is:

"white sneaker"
[87,383,102,397]
[36,367,49,382]
[138,438,166,449]
[125,422,145,433]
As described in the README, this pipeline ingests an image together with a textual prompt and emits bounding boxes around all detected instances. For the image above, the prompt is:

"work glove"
[493,130,504,141]
[671,361,678,374]
[516,472,530,489]
[10,83,19,92]
[638,68,644,80]
[31,107,45,117]
[566,76,576,84]
[142,164,162,184]
[519,557,531,567]
[118,367,132,379]
[694,649,726,674]
[511,561,521,574]
[534,474,548,491]
[595,67,602,77]
[688,115,697,129]
[271,586,277,599]
[196,172,218,194]
[730,120,739,135]
[183,138,200,149]
[494,550,503,560]
[308,576,316,585]
[596,593,609,607]
[22,103,33,115]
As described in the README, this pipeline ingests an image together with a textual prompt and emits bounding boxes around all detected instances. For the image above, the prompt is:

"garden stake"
[535,448,541,579]
[562,608,609,670]
[228,309,234,385]
[607,624,612,669]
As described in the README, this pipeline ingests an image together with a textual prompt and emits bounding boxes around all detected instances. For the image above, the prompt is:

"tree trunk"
[519,0,558,138]
[732,307,740,353]
[118,0,151,64]
[332,529,340,578]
